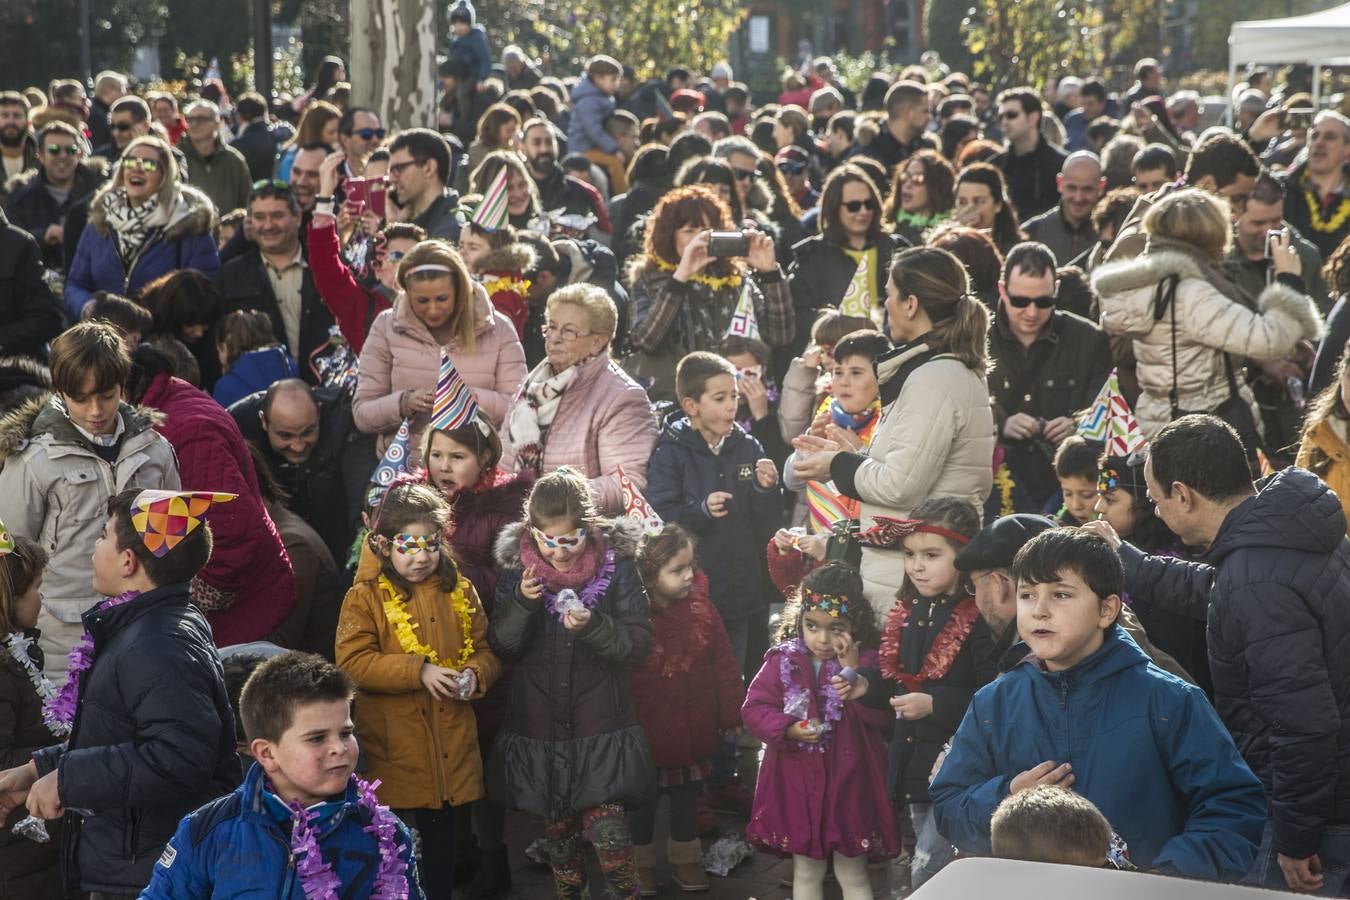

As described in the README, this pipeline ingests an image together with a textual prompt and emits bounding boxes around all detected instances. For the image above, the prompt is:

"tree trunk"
[349,0,437,130]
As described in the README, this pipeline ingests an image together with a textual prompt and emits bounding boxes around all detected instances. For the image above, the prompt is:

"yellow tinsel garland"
[379,574,475,669]
[994,463,1016,518]
[1304,189,1350,234]
[483,275,531,296]
[649,254,744,292]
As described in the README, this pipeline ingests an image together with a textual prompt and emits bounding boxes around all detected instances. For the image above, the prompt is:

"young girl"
[212,308,299,408]
[0,524,64,900]
[743,561,898,900]
[458,221,536,341]
[489,468,653,900]
[628,525,743,895]
[1298,351,1350,533]
[872,498,994,889]
[334,480,501,900]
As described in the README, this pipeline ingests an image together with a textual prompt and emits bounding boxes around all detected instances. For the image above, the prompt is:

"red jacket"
[141,373,297,646]
[306,219,392,354]
[629,572,744,769]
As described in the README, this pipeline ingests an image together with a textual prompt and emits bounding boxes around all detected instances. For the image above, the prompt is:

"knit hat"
[710,62,733,82]
[449,0,475,24]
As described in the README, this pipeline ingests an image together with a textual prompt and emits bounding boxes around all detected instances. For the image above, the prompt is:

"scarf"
[102,186,166,271]
[518,532,605,592]
[805,396,880,533]
[644,573,714,678]
[505,361,579,472]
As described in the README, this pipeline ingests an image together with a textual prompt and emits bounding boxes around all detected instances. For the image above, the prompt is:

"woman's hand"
[319,150,346,198]
[401,388,435,416]
[673,230,715,282]
[746,230,777,272]
[891,691,934,720]
[772,527,800,554]
[519,566,543,601]
[1270,229,1302,277]
[798,533,828,562]
[791,434,845,481]
[360,207,382,236]
[563,608,592,631]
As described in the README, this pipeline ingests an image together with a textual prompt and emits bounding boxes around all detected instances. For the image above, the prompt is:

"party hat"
[471,166,509,232]
[430,349,482,432]
[655,90,676,123]
[725,282,760,339]
[130,490,238,558]
[0,518,13,557]
[368,419,414,507]
[1080,370,1147,457]
[617,465,664,537]
[1078,369,1124,443]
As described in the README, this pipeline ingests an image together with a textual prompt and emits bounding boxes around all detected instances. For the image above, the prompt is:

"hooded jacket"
[211,345,299,409]
[568,76,620,156]
[477,241,537,339]
[0,208,62,361]
[930,625,1266,880]
[1120,467,1350,859]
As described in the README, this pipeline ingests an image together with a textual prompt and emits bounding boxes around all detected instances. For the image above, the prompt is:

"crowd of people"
[1,13,1350,898]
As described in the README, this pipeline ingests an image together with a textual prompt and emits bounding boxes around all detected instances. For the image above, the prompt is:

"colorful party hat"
[0,518,13,557]
[725,282,760,340]
[471,166,510,232]
[1078,369,1124,443]
[430,349,482,432]
[130,490,238,558]
[1080,370,1147,457]
[367,419,414,507]
[617,465,664,537]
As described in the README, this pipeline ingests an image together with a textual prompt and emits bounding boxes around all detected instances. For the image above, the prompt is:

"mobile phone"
[1287,108,1314,133]
[345,178,387,218]
[1265,228,1287,259]
[708,231,750,257]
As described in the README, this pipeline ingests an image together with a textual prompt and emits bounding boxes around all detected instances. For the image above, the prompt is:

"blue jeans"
[1246,819,1350,896]
[909,802,956,888]
[711,615,750,784]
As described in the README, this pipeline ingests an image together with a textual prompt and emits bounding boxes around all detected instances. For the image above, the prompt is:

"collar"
[70,409,125,447]
[1057,204,1092,233]
[263,244,306,273]
[994,304,1057,346]
[1301,165,1350,200]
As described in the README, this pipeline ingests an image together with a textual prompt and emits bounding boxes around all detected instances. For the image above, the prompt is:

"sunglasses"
[122,157,160,173]
[45,144,80,157]
[109,122,136,132]
[186,115,216,125]
[392,533,441,555]
[732,168,757,182]
[777,161,806,175]
[1000,109,1022,120]
[530,525,587,549]
[353,127,387,141]
[842,198,878,213]
[902,171,927,185]
[1006,293,1056,309]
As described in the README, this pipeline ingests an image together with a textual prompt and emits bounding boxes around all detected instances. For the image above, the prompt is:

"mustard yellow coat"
[1297,420,1350,536]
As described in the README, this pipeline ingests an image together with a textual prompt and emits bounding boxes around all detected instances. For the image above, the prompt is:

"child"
[720,334,789,467]
[742,562,899,900]
[777,309,879,443]
[1051,435,1101,526]
[568,56,625,193]
[447,1,492,90]
[0,522,65,900]
[489,468,654,899]
[212,308,299,408]
[88,291,154,348]
[929,528,1268,880]
[458,217,536,340]
[628,524,744,894]
[0,489,241,896]
[335,479,500,899]
[991,785,1125,868]
[141,651,424,898]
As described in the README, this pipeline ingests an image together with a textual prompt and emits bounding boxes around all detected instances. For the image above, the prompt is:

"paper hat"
[0,518,13,557]
[430,349,482,432]
[1078,369,1146,457]
[725,282,760,340]
[368,418,414,507]
[617,465,664,537]
[471,166,509,232]
[655,91,676,123]
[130,490,238,558]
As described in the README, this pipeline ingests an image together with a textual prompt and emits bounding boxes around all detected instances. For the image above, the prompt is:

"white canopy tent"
[1228,1,1350,117]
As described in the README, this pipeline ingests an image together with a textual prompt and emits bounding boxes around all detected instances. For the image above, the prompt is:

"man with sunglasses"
[989,242,1111,511]
[992,87,1069,220]
[336,107,385,177]
[180,99,253,216]
[4,121,105,272]
[92,95,151,161]
[775,145,817,209]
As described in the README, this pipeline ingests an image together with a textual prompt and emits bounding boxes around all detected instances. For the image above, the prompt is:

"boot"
[668,838,709,892]
[461,845,513,900]
[634,843,659,897]
[453,829,479,886]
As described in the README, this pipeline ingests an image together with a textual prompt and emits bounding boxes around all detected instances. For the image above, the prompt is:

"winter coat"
[140,372,296,645]
[353,286,527,458]
[216,248,336,385]
[0,208,62,361]
[533,165,611,231]
[0,396,180,627]
[1297,420,1350,535]
[1093,248,1324,438]
[629,572,744,769]
[179,135,252,217]
[410,188,468,243]
[499,352,658,516]
[335,545,500,810]
[743,644,900,860]
[448,23,492,81]
[212,345,299,409]
[478,242,536,339]
[229,119,281,183]
[141,761,423,899]
[568,77,620,156]
[305,217,392,354]
[31,583,242,894]
[828,342,996,614]
[1020,203,1099,267]
[991,136,1069,220]
[4,162,105,272]
[645,415,782,623]
[930,625,1267,880]
[785,233,906,359]
[64,184,219,317]
[487,519,655,819]
[1120,467,1350,859]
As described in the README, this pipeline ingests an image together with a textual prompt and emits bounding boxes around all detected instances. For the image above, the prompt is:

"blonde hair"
[889,246,991,372]
[991,785,1113,866]
[110,135,180,211]
[396,239,477,349]
[546,283,618,343]
[1142,187,1231,261]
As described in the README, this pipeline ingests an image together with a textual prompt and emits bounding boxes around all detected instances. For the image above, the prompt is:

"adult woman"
[294,56,346,114]
[773,104,813,154]
[786,163,906,358]
[65,135,219,319]
[470,150,544,231]
[140,269,225,390]
[353,239,527,459]
[465,103,523,191]
[1298,352,1350,533]
[884,150,956,245]
[927,223,1004,310]
[953,162,1024,254]
[501,284,657,515]
[939,115,982,164]
[277,100,341,181]
[610,143,671,268]
[625,184,793,401]
[792,247,995,612]
[1093,188,1322,442]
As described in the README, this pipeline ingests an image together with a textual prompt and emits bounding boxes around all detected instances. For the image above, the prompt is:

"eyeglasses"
[122,157,160,173]
[1000,109,1022,120]
[732,168,757,182]
[388,159,419,176]
[186,115,216,125]
[530,525,587,549]
[777,161,806,175]
[902,171,927,185]
[1006,293,1056,309]
[392,533,441,555]
[541,321,592,342]
[841,198,878,213]
[109,121,136,132]
[45,144,80,157]
[352,127,387,141]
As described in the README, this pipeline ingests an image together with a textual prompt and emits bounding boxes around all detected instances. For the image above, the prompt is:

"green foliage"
[924,0,974,75]
[0,0,167,89]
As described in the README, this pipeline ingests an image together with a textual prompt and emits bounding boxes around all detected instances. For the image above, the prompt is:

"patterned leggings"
[544,802,640,899]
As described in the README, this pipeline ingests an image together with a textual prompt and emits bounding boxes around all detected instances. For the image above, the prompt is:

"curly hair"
[776,561,881,649]
[635,184,736,278]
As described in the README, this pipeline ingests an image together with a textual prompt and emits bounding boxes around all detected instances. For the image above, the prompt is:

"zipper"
[121,227,161,294]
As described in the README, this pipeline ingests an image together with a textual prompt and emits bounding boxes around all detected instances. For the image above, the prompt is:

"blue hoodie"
[568,75,620,156]
[930,624,1266,880]
[447,2,492,82]
[213,345,299,409]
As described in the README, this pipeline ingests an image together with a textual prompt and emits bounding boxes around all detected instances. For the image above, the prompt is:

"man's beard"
[529,153,554,175]
[0,126,24,149]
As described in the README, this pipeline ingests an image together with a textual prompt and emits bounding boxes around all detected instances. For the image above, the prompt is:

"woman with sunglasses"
[884,149,956,246]
[65,135,219,320]
[953,163,1025,255]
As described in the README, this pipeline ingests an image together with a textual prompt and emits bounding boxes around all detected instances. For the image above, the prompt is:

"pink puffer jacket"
[353,282,528,459]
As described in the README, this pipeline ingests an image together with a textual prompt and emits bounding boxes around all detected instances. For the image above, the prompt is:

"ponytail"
[930,292,991,372]
[890,246,991,373]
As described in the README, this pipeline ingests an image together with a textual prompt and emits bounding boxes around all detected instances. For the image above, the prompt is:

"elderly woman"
[64,134,219,319]
[500,283,658,515]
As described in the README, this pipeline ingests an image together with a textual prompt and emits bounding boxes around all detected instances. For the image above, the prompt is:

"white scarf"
[102,186,171,269]
[506,361,580,456]
[2,632,68,737]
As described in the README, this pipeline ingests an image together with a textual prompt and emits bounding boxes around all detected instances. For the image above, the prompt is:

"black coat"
[31,584,240,895]
[0,208,63,361]
[229,120,281,182]
[992,136,1069,220]
[4,163,105,272]
[1121,467,1350,859]
[216,247,335,383]
[785,232,907,360]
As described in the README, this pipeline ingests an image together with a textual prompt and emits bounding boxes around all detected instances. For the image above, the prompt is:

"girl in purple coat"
[743,562,898,900]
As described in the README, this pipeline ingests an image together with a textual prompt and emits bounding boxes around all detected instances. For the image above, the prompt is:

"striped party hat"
[1080,370,1147,457]
[1078,369,1122,443]
[367,419,413,507]
[130,490,238,557]
[471,166,510,232]
[430,348,481,432]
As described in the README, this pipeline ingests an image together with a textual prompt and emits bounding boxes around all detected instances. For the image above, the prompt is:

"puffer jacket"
[1297,419,1350,535]
[353,285,527,459]
[568,76,620,156]
[211,345,299,409]
[1092,248,1323,438]
[828,341,996,614]
[1120,467,1350,860]
[487,519,654,820]
[0,395,180,627]
[0,207,62,362]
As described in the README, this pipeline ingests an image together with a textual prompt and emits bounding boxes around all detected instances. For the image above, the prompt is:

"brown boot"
[668,838,709,892]
[634,843,659,897]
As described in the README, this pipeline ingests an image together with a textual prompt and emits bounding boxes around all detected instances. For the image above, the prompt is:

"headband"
[406,264,453,276]
[802,590,853,619]
[855,515,972,550]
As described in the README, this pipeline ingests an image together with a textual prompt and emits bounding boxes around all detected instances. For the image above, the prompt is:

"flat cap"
[954,514,1057,572]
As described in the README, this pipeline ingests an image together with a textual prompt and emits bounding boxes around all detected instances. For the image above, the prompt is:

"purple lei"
[777,641,844,753]
[44,590,141,731]
[283,776,409,899]
[542,549,616,623]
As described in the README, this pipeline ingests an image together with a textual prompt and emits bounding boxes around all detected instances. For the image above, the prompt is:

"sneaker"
[703,780,754,816]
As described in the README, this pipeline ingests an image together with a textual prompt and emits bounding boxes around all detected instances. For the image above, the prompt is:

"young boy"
[140,651,423,898]
[929,528,1267,881]
[1051,435,1101,525]
[991,784,1120,868]
[0,321,180,680]
[569,56,626,193]
[0,488,241,897]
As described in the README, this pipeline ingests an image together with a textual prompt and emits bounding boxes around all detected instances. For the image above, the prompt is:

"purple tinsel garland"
[542,549,616,623]
[284,776,409,899]
[778,641,844,753]
[43,590,141,730]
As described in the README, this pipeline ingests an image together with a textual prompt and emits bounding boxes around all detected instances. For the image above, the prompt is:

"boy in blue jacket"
[141,651,423,899]
[447,1,491,85]
[929,528,1267,881]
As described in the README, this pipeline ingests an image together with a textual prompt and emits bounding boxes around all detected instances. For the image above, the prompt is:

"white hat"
[711,62,733,82]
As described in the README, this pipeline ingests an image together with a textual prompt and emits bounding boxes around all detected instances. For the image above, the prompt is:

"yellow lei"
[1304,189,1350,234]
[379,574,475,668]
[993,462,1016,518]
[649,254,744,292]
[483,275,531,296]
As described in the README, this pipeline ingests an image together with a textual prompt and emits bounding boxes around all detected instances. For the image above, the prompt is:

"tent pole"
[1228,56,1238,126]
[1314,63,1323,109]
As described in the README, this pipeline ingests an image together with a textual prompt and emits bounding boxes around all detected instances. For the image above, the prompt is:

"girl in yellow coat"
[336,480,500,898]
[1297,352,1350,535]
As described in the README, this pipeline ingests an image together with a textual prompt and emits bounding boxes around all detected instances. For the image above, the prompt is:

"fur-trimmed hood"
[86,181,217,242]
[493,515,644,570]
[478,242,537,277]
[0,392,165,464]
[0,355,52,414]
[3,157,107,201]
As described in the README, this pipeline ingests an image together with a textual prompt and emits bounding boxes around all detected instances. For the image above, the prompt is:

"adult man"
[0,205,62,360]
[386,128,466,241]
[856,80,935,172]
[4,121,104,271]
[336,107,384,176]
[1124,58,1166,108]
[1064,79,1112,153]
[0,92,37,182]
[1280,110,1350,260]
[776,145,817,211]
[87,71,128,156]
[813,57,856,111]
[216,182,335,377]
[230,379,376,565]
[93,95,152,161]
[989,242,1112,510]
[217,142,325,265]
[992,87,1068,220]
[503,45,542,91]
[1085,415,1350,895]
[809,86,843,133]
[231,92,283,182]
[521,117,609,230]
[1168,90,1203,144]
[1131,143,1178,195]
[822,111,856,173]
[180,99,252,214]
[1021,151,1105,267]
[713,135,765,215]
